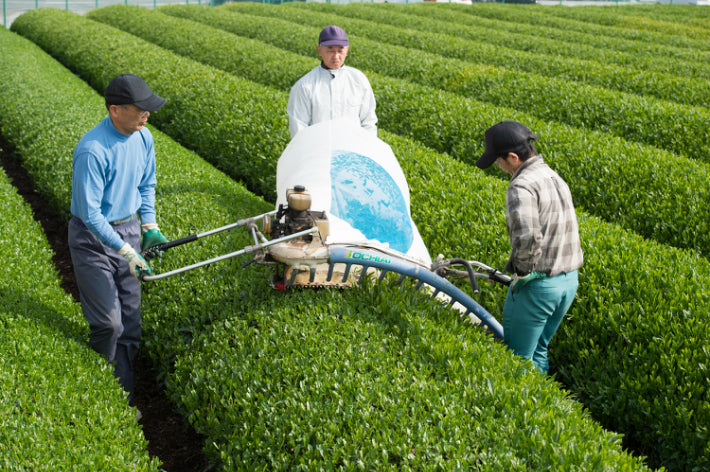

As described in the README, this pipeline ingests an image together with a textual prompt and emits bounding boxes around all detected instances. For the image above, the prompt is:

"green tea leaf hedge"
[7,6,710,471]
[11,13,287,200]
[554,4,710,41]
[218,2,710,161]
[84,4,710,258]
[0,32,159,467]
[0,14,655,471]
[286,1,710,101]
[448,3,710,53]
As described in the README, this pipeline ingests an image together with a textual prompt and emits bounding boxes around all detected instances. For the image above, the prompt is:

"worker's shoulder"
[298,65,324,81]
[510,163,570,199]
[342,65,371,81]
[509,158,550,185]
[75,118,110,151]
[290,65,324,90]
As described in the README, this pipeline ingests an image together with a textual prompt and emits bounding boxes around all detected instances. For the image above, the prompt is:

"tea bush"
[11,12,287,200]
[8,7,710,471]
[0,17,656,471]
[0,33,159,466]
[449,3,710,52]
[84,4,710,258]
[219,2,710,158]
[290,2,710,91]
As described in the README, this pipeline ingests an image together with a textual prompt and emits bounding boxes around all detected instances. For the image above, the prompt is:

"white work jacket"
[287,64,378,138]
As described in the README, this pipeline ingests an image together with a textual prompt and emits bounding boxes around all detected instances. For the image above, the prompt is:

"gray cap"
[105,73,166,112]
[476,120,538,169]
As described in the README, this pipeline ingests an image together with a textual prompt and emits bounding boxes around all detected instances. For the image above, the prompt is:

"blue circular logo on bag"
[330,150,413,253]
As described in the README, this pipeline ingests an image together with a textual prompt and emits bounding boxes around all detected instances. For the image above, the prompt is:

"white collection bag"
[276,118,432,267]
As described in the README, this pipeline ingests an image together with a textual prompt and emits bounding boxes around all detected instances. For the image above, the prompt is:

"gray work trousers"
[68,216,141,400]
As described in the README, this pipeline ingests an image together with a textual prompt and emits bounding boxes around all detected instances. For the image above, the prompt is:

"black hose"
[444,258,480,294]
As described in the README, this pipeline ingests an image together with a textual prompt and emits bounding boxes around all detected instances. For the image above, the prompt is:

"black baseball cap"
[105,73,166,112]
[476,120,538,169]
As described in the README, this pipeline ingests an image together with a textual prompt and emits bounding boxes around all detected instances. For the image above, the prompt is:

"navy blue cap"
[319,25,349,46]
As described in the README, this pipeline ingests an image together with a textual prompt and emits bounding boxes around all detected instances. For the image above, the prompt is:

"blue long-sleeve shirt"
[70,116,157,251]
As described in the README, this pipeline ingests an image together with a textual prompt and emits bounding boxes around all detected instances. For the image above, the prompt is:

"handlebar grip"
[140,233,198,257]
[489,271,511,286]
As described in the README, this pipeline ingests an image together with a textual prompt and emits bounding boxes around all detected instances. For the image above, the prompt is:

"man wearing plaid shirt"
[476,121,583,374]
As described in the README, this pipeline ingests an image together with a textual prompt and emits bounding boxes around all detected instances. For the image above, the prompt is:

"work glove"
[118,243,152,280]
[141,222,168,260]
[511,271,546,293]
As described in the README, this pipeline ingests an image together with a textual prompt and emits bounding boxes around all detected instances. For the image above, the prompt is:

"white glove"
[118,243,152,280]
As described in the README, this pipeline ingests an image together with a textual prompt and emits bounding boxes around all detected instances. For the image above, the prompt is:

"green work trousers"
[502,270,579,374]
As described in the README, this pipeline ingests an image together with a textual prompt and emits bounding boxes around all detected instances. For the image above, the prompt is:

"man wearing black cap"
[287,25,377,138]
[68,73,168,412]
[477,120,583,374]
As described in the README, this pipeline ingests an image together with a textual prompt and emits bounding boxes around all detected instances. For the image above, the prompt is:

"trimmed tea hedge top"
[449,3,710,52]
[256,1,710,112]
[85,4,710,259]
[13,10,288,201]
[0,31,160,467]
[0,14,655,471]
[9,7,710,471]
[293,2,710,84]
[222,2,710,159]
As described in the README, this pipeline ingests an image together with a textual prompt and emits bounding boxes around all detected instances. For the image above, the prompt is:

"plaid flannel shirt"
[504,155,583,276]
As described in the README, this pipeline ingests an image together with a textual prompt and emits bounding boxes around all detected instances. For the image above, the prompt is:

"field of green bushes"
[1,3,709,471]
[0,40,160,467]
[90,2,710,259]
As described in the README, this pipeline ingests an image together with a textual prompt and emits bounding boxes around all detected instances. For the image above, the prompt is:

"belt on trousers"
[110,214,138,226]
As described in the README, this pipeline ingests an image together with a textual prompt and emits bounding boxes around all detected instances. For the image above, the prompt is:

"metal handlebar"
[432,256,512,292]
[141,226,317,281]
[140,210,277,259]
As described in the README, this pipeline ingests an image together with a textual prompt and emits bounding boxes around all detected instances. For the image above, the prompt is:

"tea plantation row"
[224,1,710,154]
[295,2,710,85]
[4,5,710,470]
[0,173,160,470]
[80,3,710,260]
[282,2,707,109]
[0,107,159,472]
[451,3,710,50]
[0,25,658,471]
[549,4,710,38]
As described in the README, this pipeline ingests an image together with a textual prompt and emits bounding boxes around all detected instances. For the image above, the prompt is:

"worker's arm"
[287,81,312,139]
[505,185,542,275]
[71,150,125,251]
[359,78,378,135]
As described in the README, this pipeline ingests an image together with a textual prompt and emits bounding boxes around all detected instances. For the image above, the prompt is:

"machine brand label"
[346,250,391,265]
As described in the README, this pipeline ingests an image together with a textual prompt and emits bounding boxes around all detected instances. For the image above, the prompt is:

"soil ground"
[0,140,209,472]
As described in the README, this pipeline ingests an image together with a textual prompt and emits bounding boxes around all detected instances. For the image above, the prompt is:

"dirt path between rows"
[0,138,209,472]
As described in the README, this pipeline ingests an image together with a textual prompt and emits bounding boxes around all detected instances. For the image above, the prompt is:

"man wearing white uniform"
[287,25,378,139]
